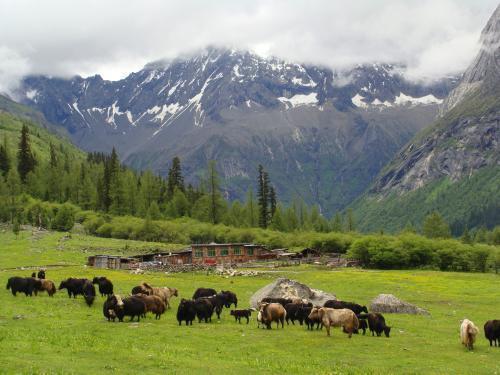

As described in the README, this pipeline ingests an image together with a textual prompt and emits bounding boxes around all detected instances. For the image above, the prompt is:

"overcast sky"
[0,0,498,93]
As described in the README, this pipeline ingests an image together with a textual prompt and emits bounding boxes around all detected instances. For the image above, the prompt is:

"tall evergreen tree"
[269,185,277,218]
[17,124,36,182]
[345,208,356,232]
[331,212,343,232]
[257,164,270,228]
[422,211,451,239]
[207,160,221,224]
[245,188,257,227]
[0,136,10,176]
[167,156,185,198]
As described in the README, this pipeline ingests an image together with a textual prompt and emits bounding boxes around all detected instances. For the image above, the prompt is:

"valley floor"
[0,230,499,374]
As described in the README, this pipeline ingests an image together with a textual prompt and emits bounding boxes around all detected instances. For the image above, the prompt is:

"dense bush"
[347,234,499,272]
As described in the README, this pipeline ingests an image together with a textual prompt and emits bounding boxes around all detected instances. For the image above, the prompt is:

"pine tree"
[207,160,221,224]
[17,124,36,182]
[345,208,355,232]
[269,185,277,218]
[422,211,451,239]
[257,165,270,228]
[167,156,185,198]
[245,188,257,227]
[331,212,343,232]
[461,226,473,244]
[0,136,10,176]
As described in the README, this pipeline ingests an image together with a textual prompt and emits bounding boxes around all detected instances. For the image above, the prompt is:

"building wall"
[191,244,263,265]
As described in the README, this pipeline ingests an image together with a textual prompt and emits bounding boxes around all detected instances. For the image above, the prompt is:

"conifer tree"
[269,185,277,218]
[331,212,343,232]
[207,160,221,224]
[0,136,10,176]
[167,156,185,198]
[257,164,270,228]
[17,124,36,182]
[422,211,451,239]
[345,208,355,232]
[245,188,257,227]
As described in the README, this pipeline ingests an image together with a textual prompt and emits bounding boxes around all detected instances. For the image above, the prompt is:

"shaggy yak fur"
[460,319,479,350]
[92,277,114,297]
[230,309,252,324]
[6,277,42,296]
[323,300,368,315]
[484,320,500,347]
[259,303,287,329]
[192,287,217,299]
[134,293,167,319]
[35,279,57,296]
[177,298,196,326]
[309,307,359,337]
[358,313,391,337]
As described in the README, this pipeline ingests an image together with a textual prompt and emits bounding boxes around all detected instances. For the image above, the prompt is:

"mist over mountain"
[16,48,457,214]
[353,4,500,233]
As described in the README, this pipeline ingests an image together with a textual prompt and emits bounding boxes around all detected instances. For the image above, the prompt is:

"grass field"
[0,229,499,374]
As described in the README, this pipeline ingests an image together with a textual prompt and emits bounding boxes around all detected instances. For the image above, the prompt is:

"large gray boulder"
[249,278,336,308]
[370,294,429,315]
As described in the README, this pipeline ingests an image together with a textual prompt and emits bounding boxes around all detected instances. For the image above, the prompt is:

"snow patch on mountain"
[25,89,39,102]
[351,93,368,108]
[394,93,443,106]
[278,93,318,108]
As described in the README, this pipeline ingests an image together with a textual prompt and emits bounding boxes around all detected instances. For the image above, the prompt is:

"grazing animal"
[6,277,42,296]
[192,287,217,299]
[92,277,114,297]
[484,320,500,347]
[177,298,196,326]
[132,283,177,309]
[131,283,153,295]
[324,300,368,315]
[221,290,238,307]
[358,313,391,337]
[134,294,167,320]
[103,296,118,322]
[107,295,146,322]
[82,280,96,307]
[200,292,235,319]
[194,298,215,323]
[309,307,359,337]
[151,287,178,309]
[460,319,479,350]
[35,279,57,297]
[230,309,252,324]
[356,318,368,335]
[37,270,46,279]
[285,303,313,325]
[31,272,36,278]
[58,278,90,298]
[296,305,321,330]
[257,310,263,328]
[260,297,293,307]
[259,303,287,329]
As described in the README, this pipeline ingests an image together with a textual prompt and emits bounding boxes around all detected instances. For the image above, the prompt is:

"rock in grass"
[370,294,429,315]
[249,277,336,308]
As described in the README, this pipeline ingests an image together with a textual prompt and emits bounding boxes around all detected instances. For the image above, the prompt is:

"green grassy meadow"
[0,229,499,374]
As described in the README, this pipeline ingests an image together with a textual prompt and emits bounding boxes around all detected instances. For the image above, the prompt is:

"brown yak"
[259,303,287,329]
[34,279,57,297]
[134,294,167,319]
[309,307,359,337]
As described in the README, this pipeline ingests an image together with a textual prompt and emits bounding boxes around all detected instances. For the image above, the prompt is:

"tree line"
[0,123,499,245]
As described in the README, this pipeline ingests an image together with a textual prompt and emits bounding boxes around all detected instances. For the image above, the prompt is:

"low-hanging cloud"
[0,0,497,92]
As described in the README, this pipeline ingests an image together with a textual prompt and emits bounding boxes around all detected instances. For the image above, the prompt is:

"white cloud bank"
[0,0,497,92]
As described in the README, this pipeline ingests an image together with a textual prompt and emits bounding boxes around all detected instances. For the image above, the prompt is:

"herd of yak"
[6,272,500,349]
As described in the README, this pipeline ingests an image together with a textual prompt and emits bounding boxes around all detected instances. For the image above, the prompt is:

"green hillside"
[352,165,500,234]
[0,110,84,164]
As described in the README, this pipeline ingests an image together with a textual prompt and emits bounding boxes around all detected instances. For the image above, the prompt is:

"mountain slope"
[0,95,85,164]
[352,4,500,233]
[15,49,456,213]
